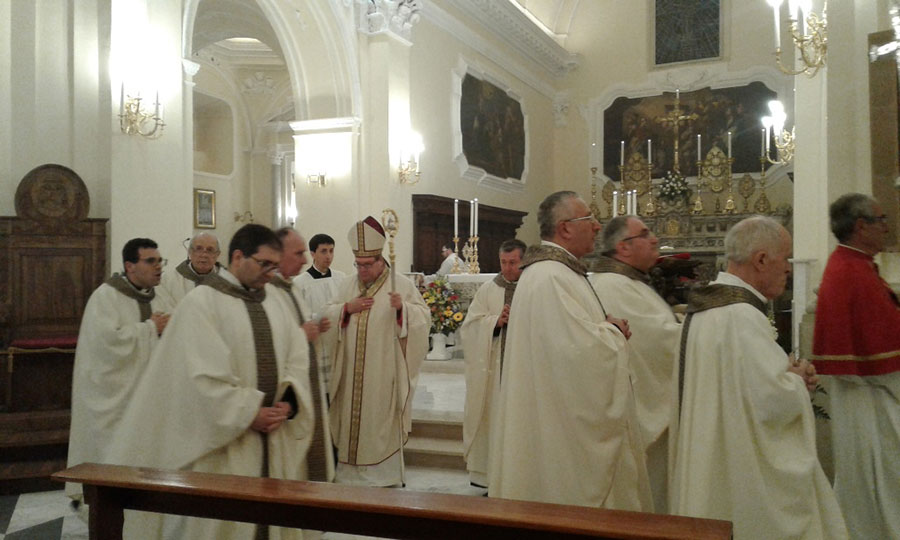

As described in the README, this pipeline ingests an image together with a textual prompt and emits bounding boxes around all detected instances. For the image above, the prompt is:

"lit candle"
[119,83,124,117]
[633,190,638,214]
[761,128,766,157]
[454,199,459,237]
[470,200,474,237]
[727,131,732,158]
[620,140,625,167]
[612,190,618,218]
[773,4,781,49]
[697,134,702,162]
[647,139,652,165]
[474,198,479,237]
[154,91,160,118]
[676,88,680,101]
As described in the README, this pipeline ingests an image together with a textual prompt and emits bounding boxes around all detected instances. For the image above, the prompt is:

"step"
[411,417,462,441]
[404,436,465,470]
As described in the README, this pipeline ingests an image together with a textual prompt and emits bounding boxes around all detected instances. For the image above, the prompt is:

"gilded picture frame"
[194,188,216,229]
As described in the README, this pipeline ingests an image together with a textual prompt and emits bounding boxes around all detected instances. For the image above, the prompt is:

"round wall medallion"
[14,164,89,221]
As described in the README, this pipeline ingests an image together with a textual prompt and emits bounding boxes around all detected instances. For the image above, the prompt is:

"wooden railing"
[52,463,732,540]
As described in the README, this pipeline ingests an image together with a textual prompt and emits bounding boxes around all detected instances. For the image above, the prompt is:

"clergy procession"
[63,191,900,540]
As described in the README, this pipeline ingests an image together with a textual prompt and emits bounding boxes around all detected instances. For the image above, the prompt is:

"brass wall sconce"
[761,100,795,165]
[767,0,827,77]
[119,84,164,139]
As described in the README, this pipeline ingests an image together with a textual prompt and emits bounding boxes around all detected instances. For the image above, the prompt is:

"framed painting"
[655,0,721,66]
[194,188,216,229]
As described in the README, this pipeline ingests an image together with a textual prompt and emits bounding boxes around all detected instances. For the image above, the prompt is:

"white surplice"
[295,267,346,387]
[66,278,166,500]
[459,278,506,487]
[671,272,847,540]
[488,243,651,511]
[110,270,314,540]
[324,267,429,486]
[590,265,680,513]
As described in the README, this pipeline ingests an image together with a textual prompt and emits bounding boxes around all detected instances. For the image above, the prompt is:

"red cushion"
[9,336,78,349]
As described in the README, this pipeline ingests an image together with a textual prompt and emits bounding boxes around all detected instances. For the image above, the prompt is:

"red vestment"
[812,245,900,376]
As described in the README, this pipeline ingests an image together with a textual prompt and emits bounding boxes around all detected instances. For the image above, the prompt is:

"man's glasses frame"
[248,254,278,272]
[138,257,167,267]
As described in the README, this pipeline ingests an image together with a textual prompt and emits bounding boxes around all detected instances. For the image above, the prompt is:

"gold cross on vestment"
[655,92,698,174]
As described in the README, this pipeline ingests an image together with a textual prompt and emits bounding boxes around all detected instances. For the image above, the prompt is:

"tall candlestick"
[454,199,459,237]
[647,139,652,164]
[697,134,702,162]
[620,140,625,167]
[474,198,479,237]
[470,200,474,237]
[727,131,732,158]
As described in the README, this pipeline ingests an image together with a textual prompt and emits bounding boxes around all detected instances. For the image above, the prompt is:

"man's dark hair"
[122,238,158,266]
[228,224,282,263]
[275,227,296,241]
[309,233,335,252]
[442,240,455,251]
[830,193,878,243]
[499,238,527,257]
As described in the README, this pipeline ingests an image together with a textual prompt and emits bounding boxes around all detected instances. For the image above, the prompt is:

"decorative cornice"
[442,0,579,79]
[420,3,556,98]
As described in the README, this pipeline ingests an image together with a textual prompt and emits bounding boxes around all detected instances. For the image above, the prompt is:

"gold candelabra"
[774,1,827,78]
[119,93,165,139]
[589,167,602,220]
[451,235,462,274]
[755,157,773,214]
[462,236,480,273]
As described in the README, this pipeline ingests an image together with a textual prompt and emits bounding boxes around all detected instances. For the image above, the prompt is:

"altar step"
[406,358,466,471]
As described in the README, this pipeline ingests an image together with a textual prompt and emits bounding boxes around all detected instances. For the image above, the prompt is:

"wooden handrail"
[52,463,732,540]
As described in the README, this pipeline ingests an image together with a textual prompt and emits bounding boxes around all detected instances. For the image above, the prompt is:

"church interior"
[1,0,899,538]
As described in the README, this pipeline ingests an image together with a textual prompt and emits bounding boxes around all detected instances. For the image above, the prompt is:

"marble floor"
[2,360,471,540]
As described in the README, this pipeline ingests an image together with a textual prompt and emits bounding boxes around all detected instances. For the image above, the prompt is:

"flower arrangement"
[659,170,690,203]
[422,278,465,335]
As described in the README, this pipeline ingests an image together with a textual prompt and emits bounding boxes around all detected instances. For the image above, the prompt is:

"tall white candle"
[470,200,474,237]
[632,190,638,214]
[474,198,479,237]
[454,199,459,237]
[676,88,680,101]
[612,190,618,218]
[773,4,781,49]
[727,131,732,158]
[697,134,702,162]
[154,91,160,117]
[620,140,625,167]
[761,128,766,157]
[120,83,125,117]
[647,139,652,164]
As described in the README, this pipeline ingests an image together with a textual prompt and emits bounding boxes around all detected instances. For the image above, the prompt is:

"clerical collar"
[123,274,152,294]
[712,272,767,303]
[188,261,219,275]
[307,265,332,279]
[838,244,875,258]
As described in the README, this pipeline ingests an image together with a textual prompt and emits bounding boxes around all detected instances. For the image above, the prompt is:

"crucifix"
[655,90,698,174]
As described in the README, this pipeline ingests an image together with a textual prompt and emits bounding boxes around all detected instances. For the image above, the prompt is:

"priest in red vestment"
[812,192,900,539]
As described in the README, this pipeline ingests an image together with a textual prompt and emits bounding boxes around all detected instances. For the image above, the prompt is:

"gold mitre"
[348,216,385,257]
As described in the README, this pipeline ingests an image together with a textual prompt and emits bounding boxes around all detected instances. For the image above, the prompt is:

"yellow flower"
[452,312,463,322]
[425,296,434,304]
[444,309,453,317]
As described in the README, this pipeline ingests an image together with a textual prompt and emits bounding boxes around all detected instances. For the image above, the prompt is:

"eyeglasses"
[353,260,379,270]
[564,215,598,224]
[139,257,167,267]
[191,246,220,255]
[863,214,888,224]
[621,230,653,242]
[249,254,278,273]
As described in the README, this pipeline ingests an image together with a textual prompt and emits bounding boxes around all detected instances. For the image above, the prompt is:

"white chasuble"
[66,277,166,500]
[295,268,346,386]
[590,257,680,513]
[324,267,429,486]
[460,278,511,486]
[110,270,314,540]
[155,259,219,308]
[488,244,651,511]
[671,273,847,540]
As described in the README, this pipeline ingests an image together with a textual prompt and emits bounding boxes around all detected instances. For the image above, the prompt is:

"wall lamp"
[399,131,423,184]
[119,83,165,139]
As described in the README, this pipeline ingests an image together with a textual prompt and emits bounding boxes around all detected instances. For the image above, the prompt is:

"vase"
[427,333,452,360]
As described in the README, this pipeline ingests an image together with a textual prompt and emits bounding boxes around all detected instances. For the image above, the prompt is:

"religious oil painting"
[655,0,720,65]
[194,188,216,229]
[603,81,777,179]
[460,73,526,180]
